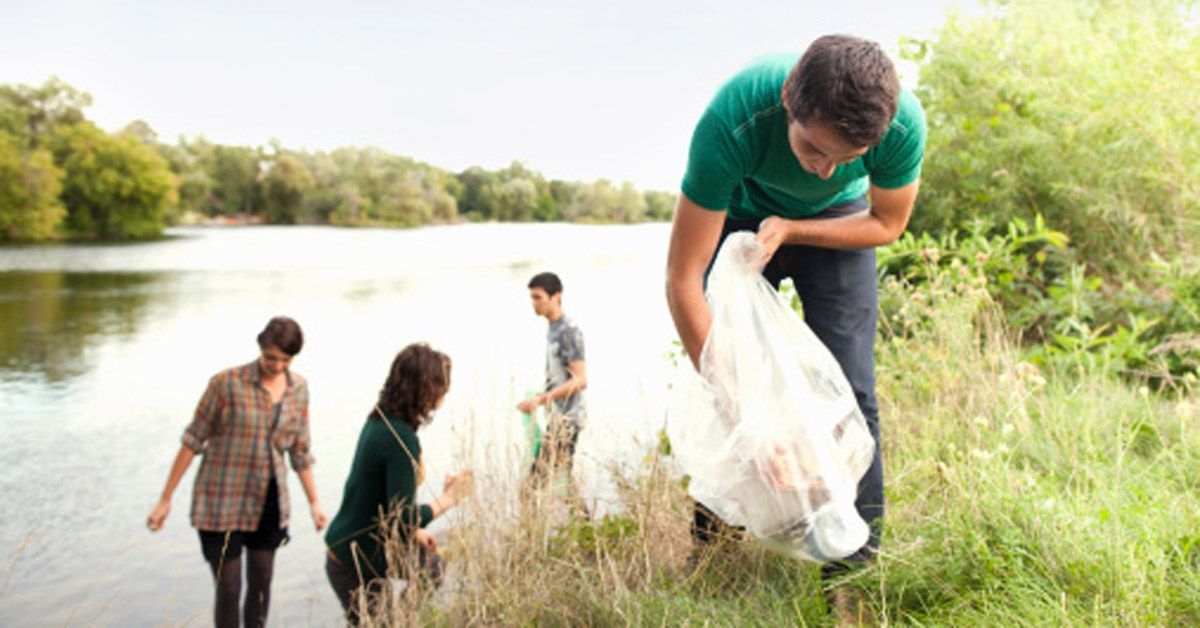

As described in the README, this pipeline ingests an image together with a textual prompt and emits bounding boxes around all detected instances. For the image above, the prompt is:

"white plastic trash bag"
[668,231,876,562]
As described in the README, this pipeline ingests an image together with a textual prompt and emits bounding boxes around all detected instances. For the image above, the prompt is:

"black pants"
[325,553,384,625]
[325,548,446,624]
[693,197,885,574]
[197,478,287,628]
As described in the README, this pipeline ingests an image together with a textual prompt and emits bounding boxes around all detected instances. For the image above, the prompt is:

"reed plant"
[355,260,1197,626]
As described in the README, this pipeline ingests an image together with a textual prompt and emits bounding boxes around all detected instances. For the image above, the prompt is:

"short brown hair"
[257,316,304,356]
[375,343,452,429]
[783,34,900,147]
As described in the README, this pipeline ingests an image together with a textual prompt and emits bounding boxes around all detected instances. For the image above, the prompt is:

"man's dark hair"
[783,34,900,147]
[375,342,452,430]
[257,316,304,356]
[528,272,563,297]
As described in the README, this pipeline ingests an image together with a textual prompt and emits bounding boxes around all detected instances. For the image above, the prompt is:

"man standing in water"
[518,272,588,502]
[665,35,926,623]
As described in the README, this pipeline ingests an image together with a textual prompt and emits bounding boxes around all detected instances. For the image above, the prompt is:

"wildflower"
[1015,361,1047,389]
[969,448,992,460]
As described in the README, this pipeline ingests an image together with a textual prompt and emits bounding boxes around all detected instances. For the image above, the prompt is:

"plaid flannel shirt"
[182,360,315,531]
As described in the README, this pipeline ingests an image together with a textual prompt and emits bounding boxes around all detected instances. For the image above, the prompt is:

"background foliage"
[0,78,675,241]
[906,0,1200,276]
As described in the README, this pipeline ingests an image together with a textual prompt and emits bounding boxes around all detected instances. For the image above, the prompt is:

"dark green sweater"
[325,415,433,578]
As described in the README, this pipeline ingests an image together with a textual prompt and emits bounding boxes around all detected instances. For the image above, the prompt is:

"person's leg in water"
[242,477,287,628]
[243,548,275,628]
[200,531,243,628]
[325,553,360,623]
[325,551,386,626]
[211,553,241,628]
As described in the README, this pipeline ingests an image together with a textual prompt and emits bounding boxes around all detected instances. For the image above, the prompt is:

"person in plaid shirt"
[146,316,327,628]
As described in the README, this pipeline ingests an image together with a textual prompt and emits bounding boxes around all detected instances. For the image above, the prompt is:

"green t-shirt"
[681,52,927,221]
[325,414,433,578]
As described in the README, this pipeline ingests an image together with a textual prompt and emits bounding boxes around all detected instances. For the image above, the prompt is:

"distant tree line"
[0,78,676,241]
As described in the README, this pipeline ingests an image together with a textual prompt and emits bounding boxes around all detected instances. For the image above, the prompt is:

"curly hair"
[783,34,900,147]
[374,343,452,430]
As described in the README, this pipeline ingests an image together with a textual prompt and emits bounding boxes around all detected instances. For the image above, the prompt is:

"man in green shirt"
[666,34,926,618]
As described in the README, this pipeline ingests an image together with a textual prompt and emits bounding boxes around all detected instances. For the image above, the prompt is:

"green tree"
[908,0,1200,275]
[563,179,621,223]
[643,190,676,222]
[0,77,91,149]
[175,168,213,219]
[50,122,176,239]
[455,166,501,220]
[261,153,314,224]
[616,181,648,223]
[544,180,575,221]
[326,182,366,226]
[492,177,538,221]
[295,150,344,223]
[207,143,261,216]
[0,130,65,240]
[121,119,158,146]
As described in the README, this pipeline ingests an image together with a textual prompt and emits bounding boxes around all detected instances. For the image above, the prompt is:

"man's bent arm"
[757,180,920,252]
[666,193,726,370]
[542,360,588,404]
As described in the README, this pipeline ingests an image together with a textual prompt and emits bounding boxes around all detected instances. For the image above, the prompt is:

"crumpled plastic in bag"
[668,232,876,562]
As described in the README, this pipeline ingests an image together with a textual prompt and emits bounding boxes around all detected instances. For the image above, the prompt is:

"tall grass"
[875,263,1200,625]
[356,264,1198,626]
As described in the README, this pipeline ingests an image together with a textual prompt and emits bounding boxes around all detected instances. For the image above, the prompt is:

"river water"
[0,223,679,626]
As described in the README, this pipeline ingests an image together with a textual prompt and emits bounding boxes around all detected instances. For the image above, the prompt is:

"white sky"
[1,0,967,190]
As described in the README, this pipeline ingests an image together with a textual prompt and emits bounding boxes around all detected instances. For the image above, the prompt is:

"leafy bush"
[879,216,1199,392]
[907,0,1200,277]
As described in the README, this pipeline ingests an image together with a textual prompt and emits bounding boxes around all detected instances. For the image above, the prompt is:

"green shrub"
[907,0,1200,277]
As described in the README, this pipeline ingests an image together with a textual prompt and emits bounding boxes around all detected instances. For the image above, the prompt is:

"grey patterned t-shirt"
[545,314,586,425]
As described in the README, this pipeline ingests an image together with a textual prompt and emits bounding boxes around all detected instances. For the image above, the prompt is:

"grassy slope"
[369,280,1200,627]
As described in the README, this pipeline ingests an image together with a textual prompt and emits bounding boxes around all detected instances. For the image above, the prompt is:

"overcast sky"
[1,0,968,190]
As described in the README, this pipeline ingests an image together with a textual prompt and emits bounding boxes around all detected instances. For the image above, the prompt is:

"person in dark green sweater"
[324,343,473,623]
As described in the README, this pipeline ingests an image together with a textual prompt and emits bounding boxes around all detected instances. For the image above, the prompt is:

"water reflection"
[0,271,167,383]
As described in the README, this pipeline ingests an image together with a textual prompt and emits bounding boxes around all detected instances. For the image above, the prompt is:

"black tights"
[209,548,276,628]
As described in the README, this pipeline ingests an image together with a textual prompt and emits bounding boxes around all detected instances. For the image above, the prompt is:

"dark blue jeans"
[692,196,884,576]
